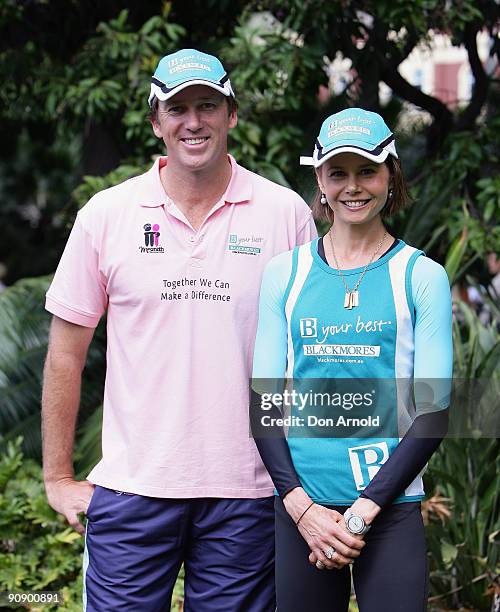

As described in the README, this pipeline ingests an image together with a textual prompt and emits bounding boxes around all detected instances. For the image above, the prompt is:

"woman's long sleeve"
[251,251,303,498]
[360,256,453,509]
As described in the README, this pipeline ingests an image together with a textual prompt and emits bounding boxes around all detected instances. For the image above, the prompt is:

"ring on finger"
[315,560,325,570]
[324,546,336,560]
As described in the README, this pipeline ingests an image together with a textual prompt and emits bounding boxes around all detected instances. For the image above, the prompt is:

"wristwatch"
[344,509,371,535]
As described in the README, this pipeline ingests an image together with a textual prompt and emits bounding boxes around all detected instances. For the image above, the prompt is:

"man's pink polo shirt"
[46,155,316,498]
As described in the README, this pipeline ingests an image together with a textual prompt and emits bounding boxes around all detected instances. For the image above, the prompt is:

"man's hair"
[148,95,237,124]
[311,156,412,223]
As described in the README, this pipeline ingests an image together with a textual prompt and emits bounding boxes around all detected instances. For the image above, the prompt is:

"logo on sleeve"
[140,223,164,253]
[227,233,263,255]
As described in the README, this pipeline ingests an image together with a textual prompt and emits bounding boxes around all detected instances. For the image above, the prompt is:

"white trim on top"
[285,243,314,378]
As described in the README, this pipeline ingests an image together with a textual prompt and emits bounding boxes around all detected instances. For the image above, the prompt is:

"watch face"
[348,516,364,533]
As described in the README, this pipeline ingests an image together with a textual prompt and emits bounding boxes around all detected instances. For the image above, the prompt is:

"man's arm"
[42,315,96,535]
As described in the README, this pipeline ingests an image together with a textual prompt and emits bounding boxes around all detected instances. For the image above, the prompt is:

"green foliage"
[0,276,106,461]
[60,8,185,146]
[372,0,483,35]
[0,439,84,610]
[426,438,499,610]
[221,9,326,187]
[3,7,185,129]
[62,9,184,134]
[424,301,500,610]
[448,300,499,442]
[402,121,500,278]
[453,301,500,380]
[0,123,81,283]
[72,164,149,210]
[0,277,53,458]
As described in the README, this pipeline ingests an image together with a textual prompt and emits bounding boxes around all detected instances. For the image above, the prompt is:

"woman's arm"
[352,255,453,517]
[252,249,365,568]
[251,250,303,497]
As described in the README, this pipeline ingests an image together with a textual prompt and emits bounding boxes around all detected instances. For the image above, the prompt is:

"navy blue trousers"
[84,486,275,611]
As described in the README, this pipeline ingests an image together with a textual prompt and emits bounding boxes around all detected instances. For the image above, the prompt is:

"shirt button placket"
[187,233,204,268]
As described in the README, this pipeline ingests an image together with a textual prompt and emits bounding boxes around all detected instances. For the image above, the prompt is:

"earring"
[388,189,394,199]
[320,193,327,205]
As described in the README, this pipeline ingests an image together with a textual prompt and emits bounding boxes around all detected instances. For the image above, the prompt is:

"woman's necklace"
[328,229,387,309]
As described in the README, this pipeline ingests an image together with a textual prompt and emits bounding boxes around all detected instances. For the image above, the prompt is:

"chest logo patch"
[298,316,392,363]
[228,233,263,255]
[140,222,164,253]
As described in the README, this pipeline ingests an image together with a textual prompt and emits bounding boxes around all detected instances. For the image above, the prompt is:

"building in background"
[326,30,496,113]
[398,30,494,108]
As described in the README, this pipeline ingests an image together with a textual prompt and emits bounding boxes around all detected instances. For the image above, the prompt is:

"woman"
[251,108,453,611]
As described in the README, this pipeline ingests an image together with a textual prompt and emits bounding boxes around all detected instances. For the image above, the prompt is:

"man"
[42,48,316,611]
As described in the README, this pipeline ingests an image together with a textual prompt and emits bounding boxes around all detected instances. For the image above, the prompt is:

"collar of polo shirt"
[138,155,252,208]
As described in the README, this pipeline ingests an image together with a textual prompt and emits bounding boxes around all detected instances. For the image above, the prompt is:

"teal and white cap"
[149,48,235,107]
[300,108,398,168]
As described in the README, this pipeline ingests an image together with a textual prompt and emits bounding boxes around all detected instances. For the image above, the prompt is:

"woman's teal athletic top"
[252,238,453,506]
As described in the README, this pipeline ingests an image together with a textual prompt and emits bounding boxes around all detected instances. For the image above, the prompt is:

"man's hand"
[283,488,365,570]
[45,477,95,535]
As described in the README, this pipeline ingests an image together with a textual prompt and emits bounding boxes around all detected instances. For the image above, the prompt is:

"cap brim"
[300,146,398,168]
[148,79,234,106]
[308,139,398,168]
[316,146,390,167]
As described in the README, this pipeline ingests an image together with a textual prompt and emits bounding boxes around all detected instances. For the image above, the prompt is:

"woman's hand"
[283,488,365,570]
[298,504,365,569]
[308,496,382,568]
[348,497,381,525]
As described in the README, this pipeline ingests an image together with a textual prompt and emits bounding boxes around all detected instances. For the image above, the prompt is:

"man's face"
[151,85,237,174]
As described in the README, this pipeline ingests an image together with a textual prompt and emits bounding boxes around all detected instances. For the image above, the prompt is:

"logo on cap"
[300,108,398,168]
[149,48,235,106]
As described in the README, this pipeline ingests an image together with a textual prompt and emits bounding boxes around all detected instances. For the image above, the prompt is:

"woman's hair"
[384,156,413,217]
[311,156,412,223]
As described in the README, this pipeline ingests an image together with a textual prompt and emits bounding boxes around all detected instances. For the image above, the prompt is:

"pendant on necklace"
[344,290,359,309]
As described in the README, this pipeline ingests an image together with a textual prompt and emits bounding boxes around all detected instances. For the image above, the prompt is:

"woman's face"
[317,152,392,227]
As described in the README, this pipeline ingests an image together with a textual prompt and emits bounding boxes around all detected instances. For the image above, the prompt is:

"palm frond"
[0,276,106,464]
